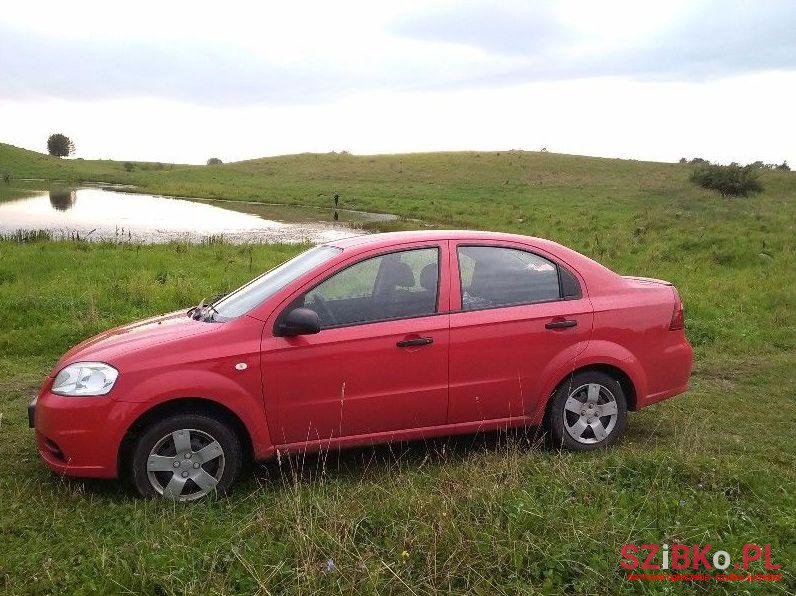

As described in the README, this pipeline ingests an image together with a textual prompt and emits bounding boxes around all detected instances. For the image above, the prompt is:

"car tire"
[546,370,628,451]
[130,412,242,501]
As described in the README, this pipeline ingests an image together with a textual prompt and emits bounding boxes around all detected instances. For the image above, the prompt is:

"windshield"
[212,245,342,319]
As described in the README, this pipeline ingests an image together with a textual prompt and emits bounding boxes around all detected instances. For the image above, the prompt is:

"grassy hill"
[2,140,792,221]
[0,142,794,593]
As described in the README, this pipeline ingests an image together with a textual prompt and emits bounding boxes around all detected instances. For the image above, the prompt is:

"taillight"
[669,288,684,330]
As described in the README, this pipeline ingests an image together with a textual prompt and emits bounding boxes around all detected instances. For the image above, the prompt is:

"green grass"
[0,142,794,594]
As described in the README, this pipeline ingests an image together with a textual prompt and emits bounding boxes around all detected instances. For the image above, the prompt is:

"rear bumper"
[642,382,690,407]
[31,389,138,479]
[637,339,693,409]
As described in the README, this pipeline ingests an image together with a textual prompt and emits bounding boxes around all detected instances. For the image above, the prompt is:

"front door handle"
[396,337,433,348]
[545,319,577,330]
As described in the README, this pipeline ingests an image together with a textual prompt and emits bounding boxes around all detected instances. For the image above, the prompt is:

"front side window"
[458,246,560,311]
[213,245,342,319]
[293,247,440,327]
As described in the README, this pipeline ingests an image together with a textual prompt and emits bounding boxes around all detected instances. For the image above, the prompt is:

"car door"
[448,242,593,423]
[261,242,451,445]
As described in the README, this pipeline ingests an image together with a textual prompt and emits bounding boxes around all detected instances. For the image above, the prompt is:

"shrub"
[206,157,223,165]
[123,162,135,172]
[748,160,789,171]
[690,163,762,197]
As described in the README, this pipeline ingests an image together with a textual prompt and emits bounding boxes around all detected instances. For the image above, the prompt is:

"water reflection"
[0,187,379,244]
[49,188,77,211]
[198,198,395,225]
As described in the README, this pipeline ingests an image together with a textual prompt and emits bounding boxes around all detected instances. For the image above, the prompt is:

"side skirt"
[262,416,538,460]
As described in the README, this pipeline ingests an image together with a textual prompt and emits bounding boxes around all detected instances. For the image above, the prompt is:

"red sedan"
[30,231,692,501]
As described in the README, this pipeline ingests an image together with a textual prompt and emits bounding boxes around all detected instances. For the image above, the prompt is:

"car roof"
[329,230,559,251]
[327,230,621,289]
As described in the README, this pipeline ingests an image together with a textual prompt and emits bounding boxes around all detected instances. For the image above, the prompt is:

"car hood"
[54,310,215,373]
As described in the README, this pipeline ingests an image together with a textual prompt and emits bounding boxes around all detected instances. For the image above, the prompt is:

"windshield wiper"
[188,299,206,320]
[204,303,220,322]
[188,294,224,321]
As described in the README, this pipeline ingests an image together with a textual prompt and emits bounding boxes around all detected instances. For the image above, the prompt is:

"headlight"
[52,362,119,396]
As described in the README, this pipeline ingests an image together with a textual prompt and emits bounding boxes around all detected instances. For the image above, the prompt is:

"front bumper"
[31,388,139,479]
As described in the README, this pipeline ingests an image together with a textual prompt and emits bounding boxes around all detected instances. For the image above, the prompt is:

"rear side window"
[458,246,561,311]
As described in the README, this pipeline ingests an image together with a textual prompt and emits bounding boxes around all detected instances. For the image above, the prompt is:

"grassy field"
[0,142,794,594]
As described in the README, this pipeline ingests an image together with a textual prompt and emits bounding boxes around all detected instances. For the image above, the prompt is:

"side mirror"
[275,307,321,337]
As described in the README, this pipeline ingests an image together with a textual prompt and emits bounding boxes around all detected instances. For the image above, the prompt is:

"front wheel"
[130,413,243,501]
[546,371,628,451]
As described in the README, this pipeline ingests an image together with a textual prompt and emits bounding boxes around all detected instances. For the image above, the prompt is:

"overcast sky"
[1,0,794,164]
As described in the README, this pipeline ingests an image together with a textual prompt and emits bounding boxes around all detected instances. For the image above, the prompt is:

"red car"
[30,231,692,501]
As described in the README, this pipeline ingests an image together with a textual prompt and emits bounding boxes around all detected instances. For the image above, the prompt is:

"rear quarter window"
[559,265,582,299]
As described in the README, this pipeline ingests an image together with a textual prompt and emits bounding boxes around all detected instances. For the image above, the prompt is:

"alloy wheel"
[146,428,225,501]
[562,383,619,445]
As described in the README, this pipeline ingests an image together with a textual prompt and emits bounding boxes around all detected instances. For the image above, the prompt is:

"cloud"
[612,1,796,79]
[391,2,570,56]
[394,0,796,82]
[0,0,794,107]
[0,16,519,107]
[0,24,350,106]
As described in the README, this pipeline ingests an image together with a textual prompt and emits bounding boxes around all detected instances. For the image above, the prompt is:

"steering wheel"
[311,294,337,326]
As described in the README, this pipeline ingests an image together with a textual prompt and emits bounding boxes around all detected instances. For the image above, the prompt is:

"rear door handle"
[545,319,577,329]
[396,337,433,348]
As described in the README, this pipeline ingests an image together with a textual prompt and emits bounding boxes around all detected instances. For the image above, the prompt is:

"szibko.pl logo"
[620,543,782,582]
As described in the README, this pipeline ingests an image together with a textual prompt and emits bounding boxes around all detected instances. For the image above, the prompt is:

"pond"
[0,187,395,244]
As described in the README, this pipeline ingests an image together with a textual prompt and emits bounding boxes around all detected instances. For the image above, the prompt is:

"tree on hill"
[47,134,75,158]
[207,157,223,165]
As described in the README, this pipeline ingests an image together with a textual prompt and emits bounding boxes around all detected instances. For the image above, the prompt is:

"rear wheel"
[547,370,627,451]
[130,413,242,501]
